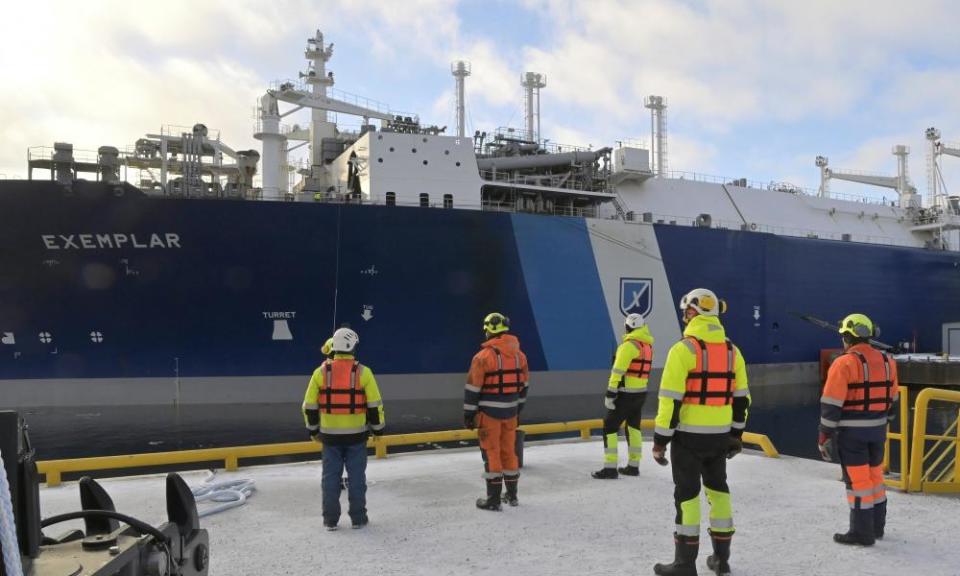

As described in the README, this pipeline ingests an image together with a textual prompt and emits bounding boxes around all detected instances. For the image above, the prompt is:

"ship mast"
[451,61,471,139]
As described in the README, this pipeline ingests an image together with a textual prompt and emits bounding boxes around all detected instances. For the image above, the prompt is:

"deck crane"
[816,145,919,208]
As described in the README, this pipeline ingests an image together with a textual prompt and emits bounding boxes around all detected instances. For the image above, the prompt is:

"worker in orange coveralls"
[819,313,899,546]
[463,312,529,511]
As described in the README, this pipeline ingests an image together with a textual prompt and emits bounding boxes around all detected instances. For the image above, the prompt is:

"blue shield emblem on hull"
[620,278,652,317]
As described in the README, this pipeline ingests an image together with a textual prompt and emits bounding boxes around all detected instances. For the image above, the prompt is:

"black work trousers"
[671,432,733,534]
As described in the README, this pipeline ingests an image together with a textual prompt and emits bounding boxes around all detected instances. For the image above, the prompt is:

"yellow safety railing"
[906,388,960,494]
[883,386,911,490]
[36,418,778,487]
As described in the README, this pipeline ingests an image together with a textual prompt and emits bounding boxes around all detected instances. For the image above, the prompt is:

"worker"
[464,312,529,511]
[592,312,654,479]
[302,328,385,530]
[818,313,899,546]
[652,288,750,576]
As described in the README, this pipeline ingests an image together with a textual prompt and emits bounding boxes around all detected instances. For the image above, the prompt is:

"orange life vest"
[317,358,367,414]
[842,350,895,413]
[683,337,736,406]
[624,340,653,380]
[482,347,526,396]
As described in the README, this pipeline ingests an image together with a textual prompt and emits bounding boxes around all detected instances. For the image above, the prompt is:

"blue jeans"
[322,441,368,523]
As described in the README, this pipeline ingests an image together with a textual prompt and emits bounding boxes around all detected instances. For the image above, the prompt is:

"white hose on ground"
[191,471,256,518]
[0,448,24,576]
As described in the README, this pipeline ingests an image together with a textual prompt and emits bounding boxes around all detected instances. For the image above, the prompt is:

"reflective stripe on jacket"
[654,315,750,440]
[607,326,655,395]
[302,353,385,444]
[465,334,530,419]
[820,343,899,431]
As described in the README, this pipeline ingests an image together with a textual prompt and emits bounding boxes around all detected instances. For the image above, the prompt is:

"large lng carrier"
[3,31,960,448]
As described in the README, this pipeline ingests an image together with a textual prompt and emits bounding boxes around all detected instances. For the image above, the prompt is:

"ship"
[2,30,960,458]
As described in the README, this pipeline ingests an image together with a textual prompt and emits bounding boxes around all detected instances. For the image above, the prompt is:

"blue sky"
[3,0,960,202]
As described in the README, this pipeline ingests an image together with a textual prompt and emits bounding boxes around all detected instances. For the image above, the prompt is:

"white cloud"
[3,0,960,198]
[504,0,960,131]
[0,0,464,175]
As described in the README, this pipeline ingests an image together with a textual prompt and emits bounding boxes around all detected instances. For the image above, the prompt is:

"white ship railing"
[267,80,418,122]
[478,169,610,193]
[664,170,892,206]
[27,146,101,165]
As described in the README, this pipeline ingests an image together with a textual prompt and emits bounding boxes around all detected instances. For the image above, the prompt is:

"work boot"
[351,514,369,529]
[323,518,338,531]
[874,500,887,539]
[591,468,618,479]
[833,509,875,546]
[618,465,640,476]
[706,530,732,576]
[653,533,699,576]
[504,477,519,507]
[476,479,502,511]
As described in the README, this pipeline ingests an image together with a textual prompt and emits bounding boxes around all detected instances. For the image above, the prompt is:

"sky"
[3,0,960,201]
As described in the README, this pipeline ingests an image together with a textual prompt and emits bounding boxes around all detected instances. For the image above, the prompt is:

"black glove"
[308,429,320,443]
[370,426,384,436]
[652,443,669,466]
[464,412,477,430]
[726,435,743,459]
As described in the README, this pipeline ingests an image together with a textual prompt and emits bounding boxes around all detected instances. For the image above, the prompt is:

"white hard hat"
[331,328,359,353]
[678,288,726,317]
[624,313,645,330]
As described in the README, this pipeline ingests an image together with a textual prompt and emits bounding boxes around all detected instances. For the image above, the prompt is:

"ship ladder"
[611,193,629,221]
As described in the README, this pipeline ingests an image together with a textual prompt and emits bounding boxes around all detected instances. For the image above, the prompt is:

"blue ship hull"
[4,181,960,458]
[3,181,959,383]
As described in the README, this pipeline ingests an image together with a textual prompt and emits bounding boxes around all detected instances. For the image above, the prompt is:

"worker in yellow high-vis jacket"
[652,289,750,576]
[302,328,385,531]
[592,312,654,479]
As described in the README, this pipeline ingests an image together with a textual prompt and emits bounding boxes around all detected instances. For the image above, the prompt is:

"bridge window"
[443,194,453,209]
[386,192,396,206]
[419,193,429,207]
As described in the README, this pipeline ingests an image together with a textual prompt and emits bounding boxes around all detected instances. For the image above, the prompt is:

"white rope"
[190,471,256,518]
[0,448,24,576]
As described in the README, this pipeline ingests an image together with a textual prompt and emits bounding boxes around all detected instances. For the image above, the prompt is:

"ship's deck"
[37,439,959,575]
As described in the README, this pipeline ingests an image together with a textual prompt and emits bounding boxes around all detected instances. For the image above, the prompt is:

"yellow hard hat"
[839,313,876,338]
[483,312,510,334]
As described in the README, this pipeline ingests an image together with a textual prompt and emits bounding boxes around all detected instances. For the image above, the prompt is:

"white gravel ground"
[37,439,960,576]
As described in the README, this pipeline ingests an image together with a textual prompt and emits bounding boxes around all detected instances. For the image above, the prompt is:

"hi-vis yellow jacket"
[302,353,385,445]
[607,326,655,396]
[653,315,750,443]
